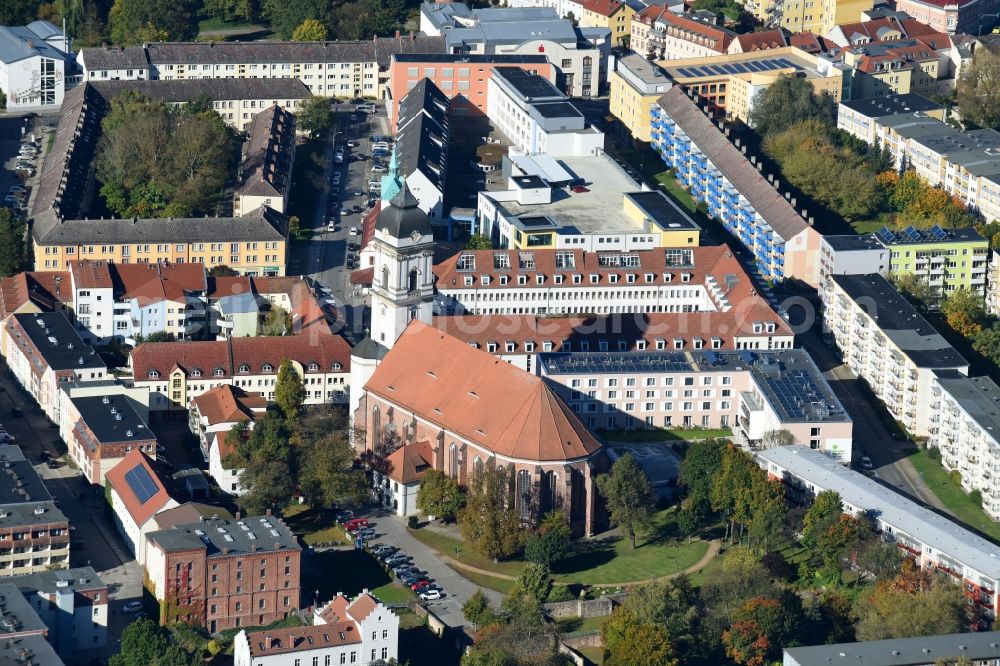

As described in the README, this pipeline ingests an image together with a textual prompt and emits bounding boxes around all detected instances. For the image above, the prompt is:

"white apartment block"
[10,567,109,657]
[759,445,1000,627]
[822,274,969,437]
[818,234,889,289]
[0,22,69,111]
[541,349,853,460]
[929,372,1000,520]
[487,67,604,157]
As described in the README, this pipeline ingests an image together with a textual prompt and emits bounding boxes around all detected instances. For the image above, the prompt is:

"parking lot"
[0,116,41,216]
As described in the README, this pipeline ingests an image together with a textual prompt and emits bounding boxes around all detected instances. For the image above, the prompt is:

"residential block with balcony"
[876,225,989,296]
[821,273,968,436]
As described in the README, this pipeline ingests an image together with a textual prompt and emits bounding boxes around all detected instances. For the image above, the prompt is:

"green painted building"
[876,225,989,296]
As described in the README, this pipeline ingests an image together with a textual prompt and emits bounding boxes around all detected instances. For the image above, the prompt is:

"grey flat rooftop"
[934,371,1000,445]
[874,225,985,246]
[618,52,671,85]
[0,634,64,666]
[7,567,105,596]
[533,102,582,119]
[879,113,956,139]
[0,583,46,635]
[494,67,564,101]
[785,630,1000,666]
[147,515,300,556]
[839,93,943,117]
[626,191,700,231]
[758,445,1000,582]
[0,445,52,505]
[823,233,885,251]
[11,313,106,372]
[72,396,153,445]
[540,349,849,423]
[831,273,967,369]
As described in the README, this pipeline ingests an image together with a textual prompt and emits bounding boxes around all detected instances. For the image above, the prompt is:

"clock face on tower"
[410,230,422,242]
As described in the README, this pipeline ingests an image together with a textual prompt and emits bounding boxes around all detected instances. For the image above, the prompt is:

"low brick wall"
[563,632,603,650]
[544,597,615,619]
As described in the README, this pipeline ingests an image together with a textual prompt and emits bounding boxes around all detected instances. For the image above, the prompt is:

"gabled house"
[105,449,180,563]
[190,385,267,495]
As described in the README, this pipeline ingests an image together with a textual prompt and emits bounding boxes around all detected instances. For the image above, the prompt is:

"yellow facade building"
[609,53,673,143]
[579,0,636,48]
[745,0,873,35]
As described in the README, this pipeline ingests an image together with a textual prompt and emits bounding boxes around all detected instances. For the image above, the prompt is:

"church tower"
[369,182,435,348]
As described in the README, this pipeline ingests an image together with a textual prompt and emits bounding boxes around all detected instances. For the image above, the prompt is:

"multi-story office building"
[486,67,605,157]
[651,86,823,286]
[818,234,889,288]
[609,53,672,143]
[929,371,1000,519]
[631,7,734,61]
[836,93,946,144]
[129,335,351,415]
[418,3,608,97]
[821,273,968,436]
[876,225,989,296]
[0,445,70,576]
[0,21,70,111]
[541,349,853,459]
[893,0,999,34]
[145,514,301,633]
[655,47,844,123]
[234,106,296,216]
[477,156,700,251]
[759,445,1000,627]
[9,567,108,658]
[2,312,109,423]
[388,54,555,127]
[78,36,447,99]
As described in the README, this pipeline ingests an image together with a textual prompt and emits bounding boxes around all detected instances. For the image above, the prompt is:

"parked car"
[122,601,144,613]
[9,186,28,195]
[571,185,590,193]
[371,165,387,174]
[343,517,369,531]
[335,510,354,523]
[409,580,431,591]
[349,226,358,236]
[860,456,873,471]
[328,221,336,232]
[419,589,442,601]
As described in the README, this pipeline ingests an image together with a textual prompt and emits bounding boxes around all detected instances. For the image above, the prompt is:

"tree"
[722,594,802,666]
[108,0,197,44]
[233,410,295,512]
[208,265,239,277]
[679,439,726,514]
[297,95,333,138]
[260,304,290,336]
[958,47,1000,129]
[511,563,553,604]
[890,272,941,310]
[609,578,700,661]
[465,233,492,250]
[464,594,562,665]
[0,0,43,25]
[759,429,795,449]
[941,288,988,337]
[595,453,656,549]
[416,469,465,521]
[748,73,835,137]
[263,0,331,39]
[296,431,367,510]
[524,510,571,567]
[854,570,965,640]
[274,359,305,421]
[292,17,327,40]
[801,490,843,548]
[111,618,200,666]
[463,589,496,627]
[604,616,678,666]
[0,207,26,278]
[459,464,524,561]
[358,425,402,477]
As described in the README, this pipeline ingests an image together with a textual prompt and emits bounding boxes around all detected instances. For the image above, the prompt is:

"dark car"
[351,205,363,214]
[9,407,22,417]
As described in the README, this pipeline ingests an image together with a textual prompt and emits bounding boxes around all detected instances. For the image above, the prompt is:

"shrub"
[407,515,419,529]
[545,585,575,603]
[970,490,983,508]
[927,446,941,461]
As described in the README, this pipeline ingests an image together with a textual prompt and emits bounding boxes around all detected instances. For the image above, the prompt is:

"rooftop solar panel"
[738,350,755,365]
[124,464,159,505]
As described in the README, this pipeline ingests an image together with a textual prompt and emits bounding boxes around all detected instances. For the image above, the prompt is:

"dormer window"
[626,274,637,284]
[239,364,250,373]
[517,275,527,285]
[590,274,599,284]
[332,362,342,371]
[214,368,225,377]
[308,363,319,371]
[525,342,536,352]
[464,276,473,286]
[262,363,273,372]
[609,274,619,283]
[505,342,516,353]
[191,369,202,378]
[487,342,498,353]
[645,273,654,283]
[148,370,159,379]
[536,275,544,285]
[554,275,564,285]
[572,275,582,284]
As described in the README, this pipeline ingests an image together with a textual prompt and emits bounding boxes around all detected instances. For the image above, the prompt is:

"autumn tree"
[711,445,779,544]
[801,490,843,548]
[941,288,989,337]
[596,453,656,549]
[958,46,1000,129]
[0,208,26,278]
[416,469,465,521]
[854,565,965,640]
[748,73,835,137]
[459,464,524,561]
[274,359,305,421]
[462,589,496,628]
[604,578,700,662]
[292,17,327,40]
[722,593,802,666]
[603,612,678,666]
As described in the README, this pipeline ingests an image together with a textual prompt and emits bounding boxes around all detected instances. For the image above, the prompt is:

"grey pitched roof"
[11,313,106,372]
[395,80,449,193]
[238,106,296,198]
[91,78,310,104]
[79,45,149,70]
[656,86,808,242]
[143,36,445,67]
[351,336,388,361]
[0,25,66,64]
[784,631,1000,666]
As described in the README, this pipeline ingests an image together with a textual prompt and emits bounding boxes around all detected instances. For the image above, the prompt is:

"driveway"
[373,511,502,627]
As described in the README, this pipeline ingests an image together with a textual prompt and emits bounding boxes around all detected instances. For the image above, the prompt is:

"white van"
[356,103,376,114]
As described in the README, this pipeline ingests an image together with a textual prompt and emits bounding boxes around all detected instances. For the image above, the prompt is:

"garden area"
[282,503,351,547]
[907,448,1000,543]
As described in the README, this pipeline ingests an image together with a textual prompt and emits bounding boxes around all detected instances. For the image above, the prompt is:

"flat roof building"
[819,233,890,289]
[609,53,672,143]
[784,631,1000,666]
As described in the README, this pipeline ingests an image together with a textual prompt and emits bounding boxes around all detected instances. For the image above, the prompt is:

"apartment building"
[78,36,447,99]
[893,0,999,34]
[744,0,873,35]
[418,3,608,97]
[145,514,301,633]
[388,78,449,225]
[837,34,951,97]
[9,567,107,658]
[785,631,1000,666]
[0,21,69,111]
[487,67,604,157]
[234,106,296,217]
[836,93,946,144]
[759,445,1000,627]
[651,86,823,286]
[989,251,1000,316]
[129,335,351,415]
[727,29,790,53]
[826,15,945,47]
[65,394,157,487]
[88,78,311,132]
[542,349,852,458]
[656,47,844,123]
[189,385,267,496]
[819,234,890,288]
[0,583,65,665]
[106,449,181,563]
[2,312,109,423]
[609,53,672,143]
[205,275,337,340]
[477,157,700,251]
[876,225,989,296]
[387,54,555,126]
[0,445,70,577]
[822,273,968,436]
[929,371,1000,519]
[578,0,635,48]
[631,6,734,61]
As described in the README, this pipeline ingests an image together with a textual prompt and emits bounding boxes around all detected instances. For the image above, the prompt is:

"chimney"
[801,209,808,218]
[734,138,741,147]
[791,197,796,207]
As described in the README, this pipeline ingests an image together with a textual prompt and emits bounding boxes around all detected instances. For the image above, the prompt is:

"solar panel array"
[543,352,694,375]
[876,224,950,245]
[124,464,159,505]
[674,57,799,79]
[875,226,896,244]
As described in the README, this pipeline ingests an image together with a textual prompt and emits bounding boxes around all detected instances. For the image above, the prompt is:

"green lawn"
[851,211,895,234]
[445,565,517,594]
[907,449,1000,543]
[411,510,711,587]
[283,504,350,546]
[288,141,327,233]
[601,427,731,442]
[556,615,607,637]
[577,646,604,665]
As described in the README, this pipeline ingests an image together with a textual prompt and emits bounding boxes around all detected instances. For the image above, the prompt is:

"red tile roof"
[316,591,383,624]
[385,441,434,484]
[732,29,787,52]
[361,201,381,250]
[350,267,375,286]
[0,271,71,318]
[191,384,266,426]
[243,622,361,658]
[365,321,601,462]
[580,0,625,17]
[346,594,378,622]
[654,12,734,52]
[131,335,351,380]
[105,449,174,528]
[788,31,828,54]
[67,261,208,306]
[842,35,948,73]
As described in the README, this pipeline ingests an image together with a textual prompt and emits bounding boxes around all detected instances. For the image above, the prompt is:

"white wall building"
[189,385,267,496]
[818,234,890,290]
[821,273,969,437]
[486,67,604,157]
[105,449,179,564]
[0,22,69,111]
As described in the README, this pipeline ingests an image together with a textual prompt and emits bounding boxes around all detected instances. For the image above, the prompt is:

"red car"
[343,518,369,531]
[410,580,431,591]
[571,185,589,193]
